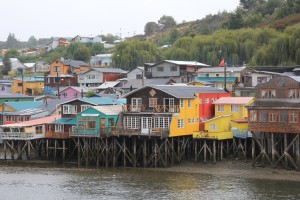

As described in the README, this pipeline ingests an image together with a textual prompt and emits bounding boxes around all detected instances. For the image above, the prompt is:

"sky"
[1,0,240,41]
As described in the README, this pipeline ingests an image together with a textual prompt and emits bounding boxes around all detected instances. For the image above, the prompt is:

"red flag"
[218,58,225,67]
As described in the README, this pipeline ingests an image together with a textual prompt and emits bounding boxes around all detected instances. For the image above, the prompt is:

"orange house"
[45,59,89,94]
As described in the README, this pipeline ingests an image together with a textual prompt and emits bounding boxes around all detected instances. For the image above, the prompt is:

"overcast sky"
[1,0,240,41]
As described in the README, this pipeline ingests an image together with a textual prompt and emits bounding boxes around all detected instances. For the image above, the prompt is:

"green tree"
[158,15,177,29]
[226,9,244,29]
[91,43,105,56]
[144,22,160,35]
[27,36,38,48]
[2,48,20,75]
[6,33,20,49]
[73,46,91,62]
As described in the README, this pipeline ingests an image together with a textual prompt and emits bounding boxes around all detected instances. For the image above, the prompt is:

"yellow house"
[169,97,200,137]
[193,97,254,140]
[11,76,44,96]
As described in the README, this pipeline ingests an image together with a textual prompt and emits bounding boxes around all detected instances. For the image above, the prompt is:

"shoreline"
[0,159,300,182]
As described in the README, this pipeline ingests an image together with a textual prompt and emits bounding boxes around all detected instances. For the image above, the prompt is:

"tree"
[226,9,244,29]
[239,0,264,11]
[2,48,20,75]
[27,36,38,48]
[158,15,177,29]
[144,22,160,35]
[73,46,91,62]
[91,43,105,56]
[6,33,20,49]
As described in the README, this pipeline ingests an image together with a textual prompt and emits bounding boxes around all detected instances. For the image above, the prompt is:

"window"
[5,116,10,121]
[217,105,224,112]
[249,110,257,122]
[132,98,142,111]
[55,124,64,132]
[188,118,191,124]
[63,93,67,98]
[177,119,184,128]
[257,77,268,84]
[289,111,298,123]
[216,74,219,77]
[74,93,78,98]
[269,112,277,122]
[279,111,287,123]
[123,116,140,129]
[259,111,267,122]
[81,105,91,112]
[289,89,300,98]
[199,98,202,104]
[170,66,177,71]
[54,66,60,72]
[77,117,96,130]
[154,117,171,128]
[188,99,191,107]
[48,125,53,131]
[157,67,164,72]
[149,98,157,108]
[11,116,16,122]
[231,105,239,112]
[261,90,276,98]
[180,99,184,108]
[63,105,77,114]
[36,126,43,134]
[210,124,216,131]
[79,75,84,80]
[205,98,209,104]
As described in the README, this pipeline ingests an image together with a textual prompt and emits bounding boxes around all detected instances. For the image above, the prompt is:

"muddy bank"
[142,160,300,182]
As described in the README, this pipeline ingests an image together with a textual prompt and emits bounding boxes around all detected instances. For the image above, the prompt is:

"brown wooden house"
[247,76,300,133]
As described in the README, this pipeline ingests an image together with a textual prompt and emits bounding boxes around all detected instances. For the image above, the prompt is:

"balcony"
[46,131,69,139]
[115,126,169,137]
[69,127,116,137]
[122,105,179,113]
[0,132,35,140]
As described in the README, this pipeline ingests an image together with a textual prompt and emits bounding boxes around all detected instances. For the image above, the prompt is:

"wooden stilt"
[63,140,65,163]
[133,137,136,167]
[213,140,216,164]
[220,141,223,160]
[123,137,126,167]
[77,137,80,166]
[204,140,207,163]
[4,141,6,160]
[143,139,147,167]
[194,140,197,162]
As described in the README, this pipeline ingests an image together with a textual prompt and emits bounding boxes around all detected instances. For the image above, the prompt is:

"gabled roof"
[78,68,127,75]
[198,67,245,73]
[123,85,228,98]
[96,81,120,89]
[7,108,48,116]
[3,101,43,111]
[89,105,123,115]
[213,97,253,105]
[121,78,175,89]
[38,98,69,114]
[60,59,89,68]
[58,97,126,106]
[0,93,33,99]
[60,86,90,93]
[1,115,60,127]
[13,76,44,82]
[50,117,76,125]
[195,77,237,83]
[154,60,210,67]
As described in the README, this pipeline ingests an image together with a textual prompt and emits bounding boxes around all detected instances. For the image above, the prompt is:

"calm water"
[0,164,299,200]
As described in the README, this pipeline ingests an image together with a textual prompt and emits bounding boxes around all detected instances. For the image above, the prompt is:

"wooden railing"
[70,127,116,137]
[46,131,69,139]
[0,132,35,140]
[115,126,169,137]
[122,104,179,113]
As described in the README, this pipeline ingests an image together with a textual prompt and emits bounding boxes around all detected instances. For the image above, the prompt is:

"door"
[141,117,152,134]
[164,98,175,112]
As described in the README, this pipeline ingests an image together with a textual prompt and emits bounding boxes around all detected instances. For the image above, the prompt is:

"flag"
[218,58,225,67]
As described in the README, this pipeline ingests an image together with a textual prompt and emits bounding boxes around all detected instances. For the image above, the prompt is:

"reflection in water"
[0,166,299,200]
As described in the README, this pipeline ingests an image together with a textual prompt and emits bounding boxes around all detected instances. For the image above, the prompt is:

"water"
[0,164,299,200]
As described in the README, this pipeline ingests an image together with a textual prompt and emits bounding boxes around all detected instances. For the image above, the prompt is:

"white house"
[72,35,102,44]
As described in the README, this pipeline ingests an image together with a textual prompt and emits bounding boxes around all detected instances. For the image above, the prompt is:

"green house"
[72,105,123,137]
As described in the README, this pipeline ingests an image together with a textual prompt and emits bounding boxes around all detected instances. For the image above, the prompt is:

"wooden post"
[213,140,216,164]
[4,141,6,160]
[46,139,49,159]
[123,137,126,167]
[113,137,116,167]
[296,135,300,167]
[252,134,255,160]
[154,139,157,167]
[63,140,65,163]
[105,138,109,167]
[171,137,174,165]
[143,139,147,167]
[27,141,30,160]
[54,140,57,161]
[11,141,15,160]
[165,138,168,167]
[133,137,136,167]
[271,133,275,163]
[194,140,198,162]
[96,138,99,167]
[220,141,223,160]
[77,137,80,166]
[204,140,207,163]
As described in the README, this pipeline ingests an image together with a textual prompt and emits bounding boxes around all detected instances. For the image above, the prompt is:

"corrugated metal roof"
[50,117,76,125]
[13,76,44,82]
[8,108,47,116]
[198,67,245,73]
[92,105,123,115]
[164,60,210,67]
[195,77,237,83]
[124,85,227,98]
[81,97,125,105]
[4,101,43,111]
[97,81,120,89]
[1,115,60,127]
[213,97,253,105]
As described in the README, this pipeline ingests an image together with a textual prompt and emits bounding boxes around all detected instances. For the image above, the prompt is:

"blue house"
[71,105,123,137]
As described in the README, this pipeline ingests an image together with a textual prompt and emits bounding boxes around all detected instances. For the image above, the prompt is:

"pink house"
[59,86,89,100]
